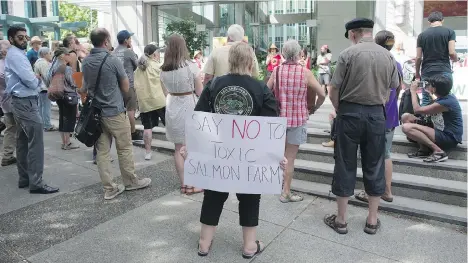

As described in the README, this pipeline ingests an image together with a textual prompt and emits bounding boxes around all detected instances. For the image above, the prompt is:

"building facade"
[71,0,466,60]
[0,0,64,40]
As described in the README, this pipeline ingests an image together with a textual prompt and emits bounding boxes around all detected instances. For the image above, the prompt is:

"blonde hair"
[228,42,254,76]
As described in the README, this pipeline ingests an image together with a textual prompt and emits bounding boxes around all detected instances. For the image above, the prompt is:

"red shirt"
[267,54,282,72]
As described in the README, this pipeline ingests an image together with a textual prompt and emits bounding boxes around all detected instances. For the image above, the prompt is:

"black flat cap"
[344,18,375,38]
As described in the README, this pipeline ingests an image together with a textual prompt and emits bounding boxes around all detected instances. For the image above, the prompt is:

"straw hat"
[269,44,279,52]
[193,50,203,59]
[30,36,42,44]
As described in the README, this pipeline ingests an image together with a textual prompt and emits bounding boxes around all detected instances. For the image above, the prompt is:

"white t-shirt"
[317,53,332,74]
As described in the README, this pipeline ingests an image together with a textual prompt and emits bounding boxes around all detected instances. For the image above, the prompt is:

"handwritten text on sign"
[184,111,287,194]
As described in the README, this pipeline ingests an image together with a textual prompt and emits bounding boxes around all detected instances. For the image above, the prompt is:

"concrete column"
[234,3,245,27]
[413,0,424,36]
[115,0,145,57]
[213,3,220,37]
[316,0,357,61]
[373,0,386,35]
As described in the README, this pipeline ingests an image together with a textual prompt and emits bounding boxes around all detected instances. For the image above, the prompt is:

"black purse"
[74,53,110,147]
[64,92,79,106]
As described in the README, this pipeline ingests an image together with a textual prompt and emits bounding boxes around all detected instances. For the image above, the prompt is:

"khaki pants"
[96,113,137,191]
[2,113,17,161]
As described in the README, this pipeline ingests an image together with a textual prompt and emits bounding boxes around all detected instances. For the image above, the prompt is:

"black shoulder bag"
[74,53,110,147]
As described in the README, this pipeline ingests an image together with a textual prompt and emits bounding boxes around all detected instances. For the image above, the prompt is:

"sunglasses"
[16,35,30,41]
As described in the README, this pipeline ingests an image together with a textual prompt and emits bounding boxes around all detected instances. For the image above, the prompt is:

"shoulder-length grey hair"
[228,42,254,75]
[282,39,301,62]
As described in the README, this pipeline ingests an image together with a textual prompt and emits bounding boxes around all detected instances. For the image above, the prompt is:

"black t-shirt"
[417,26,456,77]
[194,74,279,117]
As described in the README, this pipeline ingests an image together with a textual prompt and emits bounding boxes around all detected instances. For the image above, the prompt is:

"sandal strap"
[365,219,381,229]
[327,215,347,228]
[255,240,260,253]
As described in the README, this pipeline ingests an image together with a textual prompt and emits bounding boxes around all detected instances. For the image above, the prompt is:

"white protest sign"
[184,111,287,194]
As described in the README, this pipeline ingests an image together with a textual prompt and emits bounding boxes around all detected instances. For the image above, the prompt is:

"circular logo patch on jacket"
[214,86,253,115]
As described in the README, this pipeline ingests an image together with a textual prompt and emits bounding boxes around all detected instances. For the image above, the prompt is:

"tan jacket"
[202,42,259,77]
[134,59,165,113]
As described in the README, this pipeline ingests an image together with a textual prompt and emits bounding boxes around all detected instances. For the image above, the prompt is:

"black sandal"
[364,218,381,235]
[242,240,264,259]
[407,150,431,159]
[423,152,448,163]
[197,240,213,257]
[323,214,348,234]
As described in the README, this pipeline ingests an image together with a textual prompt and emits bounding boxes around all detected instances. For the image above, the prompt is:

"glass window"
[274,0,284,14]
[41,0,47,17]
[1,0,8,14]
[298,0,309,13]
[30,1,38,18]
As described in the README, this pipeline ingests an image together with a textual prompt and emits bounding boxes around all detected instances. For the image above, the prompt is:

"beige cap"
[30,36,42,44]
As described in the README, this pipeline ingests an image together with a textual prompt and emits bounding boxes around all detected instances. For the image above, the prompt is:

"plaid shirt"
[273,63,308,127]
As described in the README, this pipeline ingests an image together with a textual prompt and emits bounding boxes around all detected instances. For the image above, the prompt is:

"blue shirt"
[26,48,39,66]
[5,46,41,98]
[433,94,463,143]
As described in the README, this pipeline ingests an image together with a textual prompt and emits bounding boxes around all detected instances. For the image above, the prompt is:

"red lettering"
[246,120,261,139]
[232,120,246,139]
[232,119,261,139]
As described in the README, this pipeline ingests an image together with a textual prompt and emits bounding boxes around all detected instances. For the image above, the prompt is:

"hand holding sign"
[184,111,288,194]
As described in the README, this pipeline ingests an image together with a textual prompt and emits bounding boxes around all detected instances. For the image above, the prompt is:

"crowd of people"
[0,10,463,259]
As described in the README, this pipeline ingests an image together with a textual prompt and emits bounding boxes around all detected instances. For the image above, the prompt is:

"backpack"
[398,89,420,123]
[47,64,67,102]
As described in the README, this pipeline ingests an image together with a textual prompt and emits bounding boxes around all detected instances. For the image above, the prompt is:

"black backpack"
[398,89,420,123]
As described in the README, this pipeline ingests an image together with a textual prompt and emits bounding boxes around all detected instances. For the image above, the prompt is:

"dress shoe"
[30,185,59,194]
[18,183,29,189]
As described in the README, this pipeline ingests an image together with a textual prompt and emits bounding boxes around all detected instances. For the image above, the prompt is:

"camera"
[418,81,428,88]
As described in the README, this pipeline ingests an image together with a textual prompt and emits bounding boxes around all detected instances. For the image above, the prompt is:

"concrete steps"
[306,127,468,161]
[134,126,467,226]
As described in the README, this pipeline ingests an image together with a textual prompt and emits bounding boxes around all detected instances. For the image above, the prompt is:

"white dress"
[160,61,200,144]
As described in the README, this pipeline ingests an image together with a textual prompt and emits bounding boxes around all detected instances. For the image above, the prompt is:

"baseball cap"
[117,30,134,42]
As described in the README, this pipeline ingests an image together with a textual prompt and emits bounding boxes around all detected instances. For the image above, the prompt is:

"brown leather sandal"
[324,214,348,234]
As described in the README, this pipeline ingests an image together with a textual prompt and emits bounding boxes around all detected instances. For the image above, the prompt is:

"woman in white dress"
[160,34,204,194]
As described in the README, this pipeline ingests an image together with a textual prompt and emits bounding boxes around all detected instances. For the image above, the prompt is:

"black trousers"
[56,99,77,132]
[200,190,261,227]
[332,101,386,197]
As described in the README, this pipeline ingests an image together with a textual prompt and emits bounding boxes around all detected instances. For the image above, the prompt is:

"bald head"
[0,40,11,59]
[90,28,110,48]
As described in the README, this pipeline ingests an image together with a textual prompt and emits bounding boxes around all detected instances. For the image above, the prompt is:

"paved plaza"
[0,102,467,263]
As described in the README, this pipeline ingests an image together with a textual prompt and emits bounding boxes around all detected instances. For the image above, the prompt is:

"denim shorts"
[286,125,307,145]
[384,128,395,159]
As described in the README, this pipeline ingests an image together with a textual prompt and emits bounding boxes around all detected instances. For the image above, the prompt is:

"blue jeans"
[38,92,53,129]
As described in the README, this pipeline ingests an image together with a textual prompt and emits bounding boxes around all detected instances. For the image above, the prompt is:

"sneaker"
[279,193,304,203]
[1,157,17,167]
[145,152,152,160]
[125,177,151,191]
[63,142,80,150]
[104,184,125,200]
[322,140,334,147]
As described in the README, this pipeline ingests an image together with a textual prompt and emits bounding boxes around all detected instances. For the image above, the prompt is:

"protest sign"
[184,111,287,194]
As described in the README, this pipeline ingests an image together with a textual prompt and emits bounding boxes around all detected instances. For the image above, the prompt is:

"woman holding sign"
[267,39,326,203]
[181,42,287,259]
